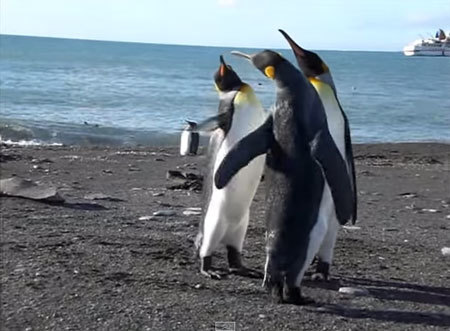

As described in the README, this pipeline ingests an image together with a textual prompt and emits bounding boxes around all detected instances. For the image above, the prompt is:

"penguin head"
[214,55,243,92]
[231,50,286,80]
[279,29,329,78]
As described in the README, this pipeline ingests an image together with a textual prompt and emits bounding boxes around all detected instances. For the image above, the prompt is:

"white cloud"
[218,0,237,7]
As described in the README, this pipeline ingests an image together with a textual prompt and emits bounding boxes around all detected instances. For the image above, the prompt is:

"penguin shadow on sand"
[307,276,450,327]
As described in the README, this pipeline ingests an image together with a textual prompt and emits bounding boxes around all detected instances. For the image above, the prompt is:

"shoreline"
[1,142,449,330]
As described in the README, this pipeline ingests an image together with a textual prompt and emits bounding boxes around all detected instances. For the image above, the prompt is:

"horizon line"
[0,33,401,53]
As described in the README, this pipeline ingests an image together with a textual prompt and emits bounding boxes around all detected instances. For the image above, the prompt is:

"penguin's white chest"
[180,130,191,156]
[316,87,346,161]
[209,102,267,221]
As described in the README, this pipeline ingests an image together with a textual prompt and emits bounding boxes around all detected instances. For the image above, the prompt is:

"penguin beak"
[231,50,253,61]
[278,29,306,59]
[231,50,275,79]
[219,55,227,77]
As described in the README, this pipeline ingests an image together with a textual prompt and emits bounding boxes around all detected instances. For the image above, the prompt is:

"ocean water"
[1,35,449,146]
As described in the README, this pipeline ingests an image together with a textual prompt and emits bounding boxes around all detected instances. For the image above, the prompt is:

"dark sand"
[1,143,449,330]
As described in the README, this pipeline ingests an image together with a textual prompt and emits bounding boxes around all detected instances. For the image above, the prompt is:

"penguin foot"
[312,260,330,282]
[226,245,262,278]
[200,269,223,280]
[229,266,263,279]
[200,256,224,280]
[283,286,314,306]
[270,283,284,304]
[311,272,328,281]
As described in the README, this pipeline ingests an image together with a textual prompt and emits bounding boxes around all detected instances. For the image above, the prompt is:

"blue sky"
[1,0,449,51]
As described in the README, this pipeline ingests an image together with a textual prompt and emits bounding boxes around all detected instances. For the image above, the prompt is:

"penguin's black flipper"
[215,116,273,189]
[310,128,353,224]
[343,115,358,224]
[194,111,232,132]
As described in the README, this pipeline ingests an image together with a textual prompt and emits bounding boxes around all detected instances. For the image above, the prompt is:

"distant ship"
[403,29,450,56]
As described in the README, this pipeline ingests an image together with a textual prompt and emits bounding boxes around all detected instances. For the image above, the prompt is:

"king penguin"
[279,29,357,280]
[195,55,269,279]
[180,120,199,156]
[214,50,353,304]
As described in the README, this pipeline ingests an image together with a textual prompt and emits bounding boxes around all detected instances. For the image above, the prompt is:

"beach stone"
[338,287,369,296]
[84,193,124,202]
[183,210,202,216]
[342,225,361,230]
[153,210,176,217]
[139,215,157,221]
[398,192,418,198]
[152,192,165,197]
[186,207,201,210]
[422,208,439,213]
[383,228,399,232]
[0,177,64,203]
[441,247,450,257]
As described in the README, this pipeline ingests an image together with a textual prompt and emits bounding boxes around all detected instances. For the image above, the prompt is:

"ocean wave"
[0,137,63,147]
[0,119,182,147]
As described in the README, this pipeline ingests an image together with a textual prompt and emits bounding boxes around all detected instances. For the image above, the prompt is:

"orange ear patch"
[264,66,275,79]
[220,65,225,76]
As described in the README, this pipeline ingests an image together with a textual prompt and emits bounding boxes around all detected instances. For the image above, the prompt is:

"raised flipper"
[191,111,233,133]
[310,128,353,224]
[214,116,273,189]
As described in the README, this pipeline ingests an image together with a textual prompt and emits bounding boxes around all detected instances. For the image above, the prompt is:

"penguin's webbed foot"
[226,246,263,278]
[268,282,314,305]
[283,286,314,306]
[311,260,330,282]
[201,269,223,280]
[200,256,224,280]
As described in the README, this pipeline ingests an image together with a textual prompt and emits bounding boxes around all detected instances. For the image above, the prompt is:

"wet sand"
[1,142,449,330]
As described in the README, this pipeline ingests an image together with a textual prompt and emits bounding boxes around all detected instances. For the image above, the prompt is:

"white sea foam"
[0,137,63,147]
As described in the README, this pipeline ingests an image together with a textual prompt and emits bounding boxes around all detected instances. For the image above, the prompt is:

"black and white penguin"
[279,29,357,280]
[195,56,269,279]
[215,50,353,304]
[180,120,199,156]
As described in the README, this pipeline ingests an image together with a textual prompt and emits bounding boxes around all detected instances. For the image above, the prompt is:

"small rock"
[194,284,202,289]
[84,193,124,202]
[153,210,176,217]
[152,192,165,197]
[139,215,157,221]
[422,208,439,213]
[183,210,202,216]
[342,225,361,231]
[155,158,165,162]
[398,192,418,198]
[338,287,369,296]
[383,228,399,232]
[441,247,450,257]
[446,215,450,219]
[102,169,113,174]
[31,158,53,164]
[258,314,266,319]
[185,207,202,211]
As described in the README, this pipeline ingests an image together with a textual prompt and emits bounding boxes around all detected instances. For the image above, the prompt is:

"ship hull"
[403,46,450,57]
